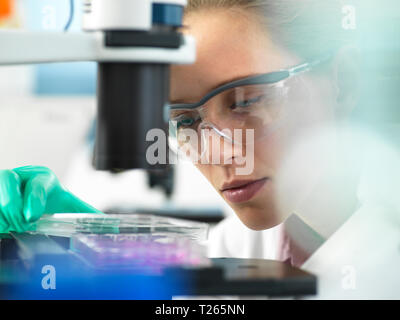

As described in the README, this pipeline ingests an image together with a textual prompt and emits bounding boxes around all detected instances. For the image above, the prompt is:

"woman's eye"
[229,95,264,110]
[175,114,199,129]
[179,118,194,127]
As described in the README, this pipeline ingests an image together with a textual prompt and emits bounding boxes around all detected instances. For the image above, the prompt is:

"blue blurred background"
[24,0,96,95]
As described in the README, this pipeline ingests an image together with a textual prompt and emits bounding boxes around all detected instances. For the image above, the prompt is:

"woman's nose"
[200,127,248,166]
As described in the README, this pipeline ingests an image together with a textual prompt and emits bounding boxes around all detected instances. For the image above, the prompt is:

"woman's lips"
[221,178,269,203]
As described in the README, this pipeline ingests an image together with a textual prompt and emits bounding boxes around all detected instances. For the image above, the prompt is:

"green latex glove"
[0,166,102,233]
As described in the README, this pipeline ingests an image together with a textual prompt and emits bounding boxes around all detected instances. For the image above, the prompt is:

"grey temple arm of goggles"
[166,54,333,111]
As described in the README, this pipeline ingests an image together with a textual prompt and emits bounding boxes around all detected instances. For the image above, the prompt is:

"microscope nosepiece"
[94,62,170,170]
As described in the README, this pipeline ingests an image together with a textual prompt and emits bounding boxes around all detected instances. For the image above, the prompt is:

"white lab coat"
[207,214,282,260]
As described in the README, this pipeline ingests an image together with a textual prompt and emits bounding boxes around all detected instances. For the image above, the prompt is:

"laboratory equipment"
[70,234,209,273]
[167,55,331,160]
[28,213,209,241]
[0,213,317,299]
[0,0,196,171]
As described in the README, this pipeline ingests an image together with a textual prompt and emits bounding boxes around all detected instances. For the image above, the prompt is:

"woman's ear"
[332,46,360,119]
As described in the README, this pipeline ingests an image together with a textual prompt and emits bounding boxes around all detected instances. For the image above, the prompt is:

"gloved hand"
[0,166,102,233]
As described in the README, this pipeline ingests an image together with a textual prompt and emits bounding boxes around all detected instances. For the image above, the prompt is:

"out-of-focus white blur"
[275,124,400,238]
[275,123,400,298]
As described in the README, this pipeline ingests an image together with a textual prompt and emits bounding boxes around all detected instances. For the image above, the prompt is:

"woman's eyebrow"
[169,99,187,104]
[169,73,257,104]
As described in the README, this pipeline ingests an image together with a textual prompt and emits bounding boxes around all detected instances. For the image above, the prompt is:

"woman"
[167,0,359,266]
[0,0,358,266]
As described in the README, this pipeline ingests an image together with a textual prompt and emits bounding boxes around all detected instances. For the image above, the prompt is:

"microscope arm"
[0,30,195,65]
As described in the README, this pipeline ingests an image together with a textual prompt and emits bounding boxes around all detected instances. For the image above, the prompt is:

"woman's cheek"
[254,129,286,175]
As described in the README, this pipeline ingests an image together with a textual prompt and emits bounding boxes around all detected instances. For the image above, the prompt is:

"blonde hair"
[184,0,352,60]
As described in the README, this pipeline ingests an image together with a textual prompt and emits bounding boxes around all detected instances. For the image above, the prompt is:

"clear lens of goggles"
[168,80,291,160]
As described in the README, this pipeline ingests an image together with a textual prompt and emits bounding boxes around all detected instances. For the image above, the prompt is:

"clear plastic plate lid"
[28,213,209,242]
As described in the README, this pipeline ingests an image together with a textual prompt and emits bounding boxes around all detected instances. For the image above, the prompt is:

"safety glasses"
[166,55,331,161]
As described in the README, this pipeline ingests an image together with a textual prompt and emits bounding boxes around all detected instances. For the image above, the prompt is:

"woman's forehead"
[170,9,294,103]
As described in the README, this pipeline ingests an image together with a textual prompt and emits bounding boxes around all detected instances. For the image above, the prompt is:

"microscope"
[2,0,195,171]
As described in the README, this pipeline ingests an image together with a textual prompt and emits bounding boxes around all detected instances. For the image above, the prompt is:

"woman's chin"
[235,206,284,231]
